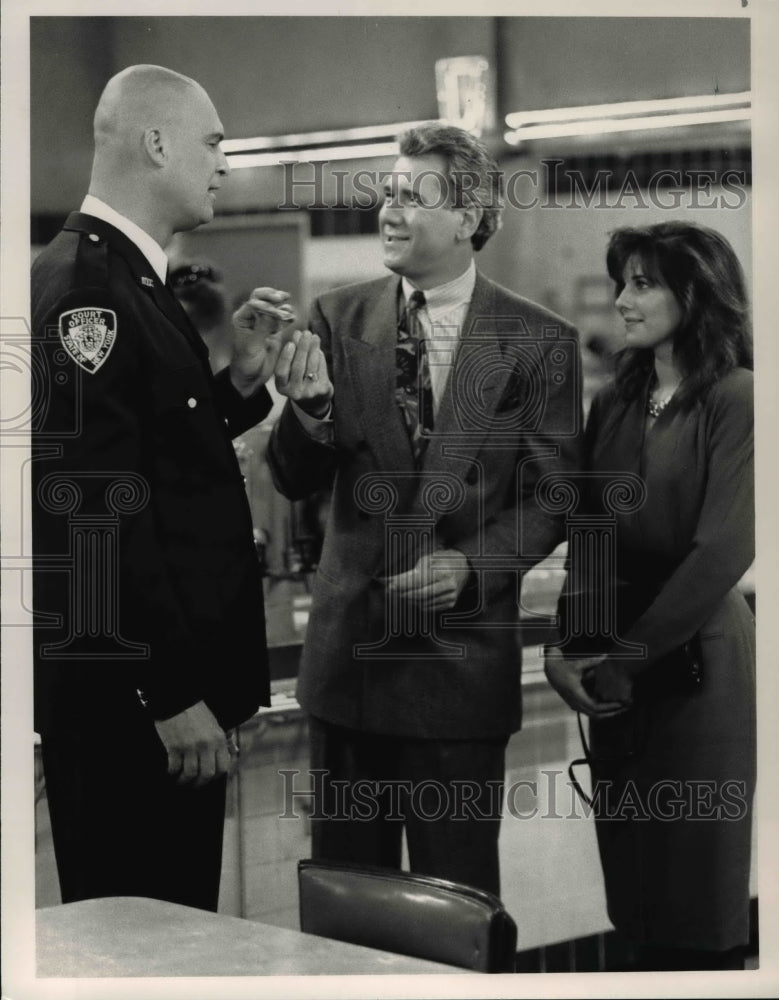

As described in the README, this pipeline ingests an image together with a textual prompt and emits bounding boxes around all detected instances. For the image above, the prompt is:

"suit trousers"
[41,721,227,911]
[308,716,508,896]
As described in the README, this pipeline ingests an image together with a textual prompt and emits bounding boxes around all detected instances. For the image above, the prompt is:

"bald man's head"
[94,65,203,150]
[88,64,229,244]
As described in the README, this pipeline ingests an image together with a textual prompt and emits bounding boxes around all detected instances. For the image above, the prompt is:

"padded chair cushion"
[298,860,517,973]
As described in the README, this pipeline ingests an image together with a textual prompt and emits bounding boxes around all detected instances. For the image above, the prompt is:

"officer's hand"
[230,287,297,395]
[543,647,626,718]
[153,700,236,787]
[274,329,334,418]
[383,549,471,612]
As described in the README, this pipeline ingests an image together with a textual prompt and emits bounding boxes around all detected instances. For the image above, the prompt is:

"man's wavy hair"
[606,221,753,408]
[398,123,504,251]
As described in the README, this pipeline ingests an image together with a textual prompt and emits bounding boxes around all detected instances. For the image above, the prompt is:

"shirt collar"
[80,194,168,284]
[402,261,476,322]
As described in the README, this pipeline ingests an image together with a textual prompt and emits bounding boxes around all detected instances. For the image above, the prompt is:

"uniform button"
[187,397,197,408]
[88,233,100,243]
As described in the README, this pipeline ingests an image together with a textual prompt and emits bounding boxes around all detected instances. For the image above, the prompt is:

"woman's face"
[615,254,683,355]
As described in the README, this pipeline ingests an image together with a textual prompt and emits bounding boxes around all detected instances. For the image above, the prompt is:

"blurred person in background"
[169,260,232,371]
[545,221,755,970]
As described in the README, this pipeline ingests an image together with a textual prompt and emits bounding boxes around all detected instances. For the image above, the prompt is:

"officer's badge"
[58,307,117,374]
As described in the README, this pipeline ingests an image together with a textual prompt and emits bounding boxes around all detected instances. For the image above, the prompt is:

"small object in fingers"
[249,298,293,319]
[304,372,316,381]
[277,325,299,347]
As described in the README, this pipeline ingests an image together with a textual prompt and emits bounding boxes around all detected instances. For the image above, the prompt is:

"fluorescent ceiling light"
[504,107,751,145]
[505,92,751,130]
[227,141,400,169]
[222,119,433,168]
[222,121,430,154]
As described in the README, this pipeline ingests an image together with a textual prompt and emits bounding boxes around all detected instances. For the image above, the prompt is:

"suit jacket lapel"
[342,275,417,475]
[419,272,513,483]
[339,272,519,508]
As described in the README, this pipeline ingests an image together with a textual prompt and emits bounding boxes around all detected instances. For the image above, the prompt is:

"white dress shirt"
[401,261,476,415]
[296,261,476,441]
[80,194,168,284]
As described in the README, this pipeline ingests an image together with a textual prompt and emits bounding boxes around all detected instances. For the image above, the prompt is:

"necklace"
[647,392,674,418]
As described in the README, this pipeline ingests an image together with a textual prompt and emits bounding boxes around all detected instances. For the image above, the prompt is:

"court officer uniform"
[32,202,271,910]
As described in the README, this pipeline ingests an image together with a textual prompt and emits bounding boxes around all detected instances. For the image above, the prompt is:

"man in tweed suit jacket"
[263,124,582,895]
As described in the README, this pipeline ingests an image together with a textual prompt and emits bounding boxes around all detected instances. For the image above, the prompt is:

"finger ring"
[304,372,316,381]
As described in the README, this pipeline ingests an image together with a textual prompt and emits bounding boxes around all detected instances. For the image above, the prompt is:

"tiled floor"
[31,672,621,945]
[35,661,759,961]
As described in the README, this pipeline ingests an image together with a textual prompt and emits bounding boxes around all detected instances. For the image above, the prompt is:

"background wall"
[29,13,753,572]
[498,17,749,110]
[31,16,497,213]
[31,16,749,211]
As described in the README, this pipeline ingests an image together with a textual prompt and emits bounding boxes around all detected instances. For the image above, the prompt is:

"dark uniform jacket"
[32,212,271,737]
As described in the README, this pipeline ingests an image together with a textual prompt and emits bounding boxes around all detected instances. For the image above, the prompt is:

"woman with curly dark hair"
[545,221,755,971]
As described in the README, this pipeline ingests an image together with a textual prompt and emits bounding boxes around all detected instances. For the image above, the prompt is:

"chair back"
[298,859,517,973]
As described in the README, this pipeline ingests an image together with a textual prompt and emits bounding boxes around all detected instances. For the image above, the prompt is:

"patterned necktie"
[396,290,434,463]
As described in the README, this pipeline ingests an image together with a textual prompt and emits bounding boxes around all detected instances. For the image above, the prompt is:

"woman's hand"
[592,657,634,707]
[544,646,627,717]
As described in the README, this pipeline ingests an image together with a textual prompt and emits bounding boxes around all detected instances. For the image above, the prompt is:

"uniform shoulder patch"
[58,307,117,374]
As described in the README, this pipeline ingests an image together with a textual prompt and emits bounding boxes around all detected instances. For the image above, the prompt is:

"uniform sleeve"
[33,286,210,720]
[212,366,273,437]
[265,296,339,501]
[612,372,754,674]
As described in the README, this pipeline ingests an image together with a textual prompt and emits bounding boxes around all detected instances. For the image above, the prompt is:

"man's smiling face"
[379,154,465,289]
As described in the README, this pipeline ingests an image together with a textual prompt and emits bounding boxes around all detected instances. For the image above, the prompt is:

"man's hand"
[229,287,297,396]
[383,549,471,612]
[153,700,236,787]
[274,329,334,418]
[544,646,627,718]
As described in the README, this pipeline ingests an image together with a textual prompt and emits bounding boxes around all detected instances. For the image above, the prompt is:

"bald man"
[32,65,289,909]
